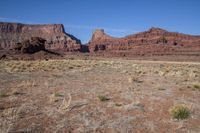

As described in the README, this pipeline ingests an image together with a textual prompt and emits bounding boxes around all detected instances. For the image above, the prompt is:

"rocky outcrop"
[0,22,81,51]
[88,28,200,55]
[91,29,114,41]
[13,37,46,54]
[0,37,64,60]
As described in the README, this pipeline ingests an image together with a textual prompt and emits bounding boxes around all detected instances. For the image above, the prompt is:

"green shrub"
[68,66,74,69]
[98,95,110,102]
[115,103,122,106]
[54,92,63,97]
[0,91,8,98]
[193,84,200,91]
[158,87,166,91]
[169,105,190,120]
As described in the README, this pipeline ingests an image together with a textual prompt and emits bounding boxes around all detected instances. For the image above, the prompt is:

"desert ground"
[0,57,200,133]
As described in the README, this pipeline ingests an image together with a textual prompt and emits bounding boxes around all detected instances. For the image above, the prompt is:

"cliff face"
[88,28,200,55]
[0,22,81,51]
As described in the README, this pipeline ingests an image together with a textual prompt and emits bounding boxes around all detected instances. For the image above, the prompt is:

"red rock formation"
[91,29,114,41]
[0,22,81,51]
[88,28,200,56]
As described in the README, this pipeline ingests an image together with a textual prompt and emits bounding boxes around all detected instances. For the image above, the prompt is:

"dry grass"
[11,90,22,95]
[0,60,99,72]
[0,59,199,132]
[49,92,63,103]
[59,93,72,111]
[128,76,143,83]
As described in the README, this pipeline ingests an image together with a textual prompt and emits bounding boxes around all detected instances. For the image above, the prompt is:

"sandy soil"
[0,59,200,133]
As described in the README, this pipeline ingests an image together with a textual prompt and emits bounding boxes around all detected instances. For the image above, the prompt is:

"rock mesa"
[88,28,200,56]
[0,22,81,51]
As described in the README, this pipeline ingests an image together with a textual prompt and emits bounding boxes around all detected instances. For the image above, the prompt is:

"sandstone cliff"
[88,28,200,56]
[0,22,81,51]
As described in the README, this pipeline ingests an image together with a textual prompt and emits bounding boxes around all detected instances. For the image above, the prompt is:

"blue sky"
[1,0,200,43]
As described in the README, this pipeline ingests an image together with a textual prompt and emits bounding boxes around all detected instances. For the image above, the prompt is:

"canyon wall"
[1,22,200,57]
[88,28,200,56]
[0,22,81,51]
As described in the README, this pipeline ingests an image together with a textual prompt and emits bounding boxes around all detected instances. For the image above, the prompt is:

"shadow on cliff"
[65,33,82,44]
[80,45,89,53]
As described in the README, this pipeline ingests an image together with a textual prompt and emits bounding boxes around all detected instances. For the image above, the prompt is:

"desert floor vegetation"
[0,58,200,132]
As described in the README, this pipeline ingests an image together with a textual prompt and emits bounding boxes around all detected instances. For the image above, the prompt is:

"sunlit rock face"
[0,22,81,51]
[88,27,200,56]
